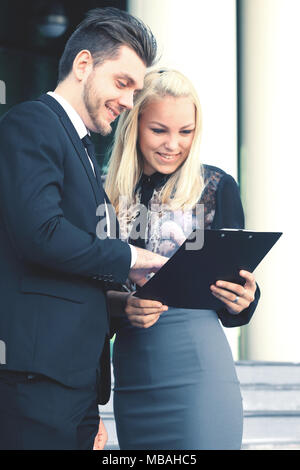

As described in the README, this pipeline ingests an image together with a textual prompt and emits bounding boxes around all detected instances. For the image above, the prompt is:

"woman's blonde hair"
[105,68,205,212]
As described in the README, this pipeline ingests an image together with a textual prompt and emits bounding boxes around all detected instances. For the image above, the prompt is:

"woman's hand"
[210,270,256,315]
[125,293,168,328]
[93,418,108,450]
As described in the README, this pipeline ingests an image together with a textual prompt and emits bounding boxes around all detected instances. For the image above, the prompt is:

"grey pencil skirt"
[112,307,243,450]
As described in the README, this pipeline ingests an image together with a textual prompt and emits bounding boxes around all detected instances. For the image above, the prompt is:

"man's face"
[82,45,146,135]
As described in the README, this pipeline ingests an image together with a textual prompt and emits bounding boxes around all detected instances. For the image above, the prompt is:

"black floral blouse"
[118,164,245,257]
[116,164,260,328]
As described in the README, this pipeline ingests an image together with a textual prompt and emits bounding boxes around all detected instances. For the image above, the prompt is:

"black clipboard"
[135,229,282,309]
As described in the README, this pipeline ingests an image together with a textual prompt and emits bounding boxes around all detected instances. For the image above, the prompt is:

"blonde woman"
[104,69,259,450]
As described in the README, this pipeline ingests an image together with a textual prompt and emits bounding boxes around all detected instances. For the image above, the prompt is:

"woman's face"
[138,95,196,175]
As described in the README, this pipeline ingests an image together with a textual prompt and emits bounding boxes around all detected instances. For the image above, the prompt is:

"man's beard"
[83,77,112,136]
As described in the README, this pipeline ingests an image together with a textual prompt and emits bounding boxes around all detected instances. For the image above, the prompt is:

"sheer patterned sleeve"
[211,173,245,230]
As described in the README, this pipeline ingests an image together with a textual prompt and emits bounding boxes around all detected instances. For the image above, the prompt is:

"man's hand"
[125,293,168,328]
[93,418,108,450]
[128,247,168,286]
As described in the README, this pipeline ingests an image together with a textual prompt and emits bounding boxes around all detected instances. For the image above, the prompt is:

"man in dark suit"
[0,8,167,450]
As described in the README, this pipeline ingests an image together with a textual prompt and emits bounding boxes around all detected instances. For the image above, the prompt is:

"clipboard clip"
[221,228,254,239]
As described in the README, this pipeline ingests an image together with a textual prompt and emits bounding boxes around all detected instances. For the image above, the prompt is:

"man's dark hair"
[58,7,157,82]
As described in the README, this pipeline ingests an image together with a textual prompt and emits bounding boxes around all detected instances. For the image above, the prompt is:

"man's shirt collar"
[47,91,89,139]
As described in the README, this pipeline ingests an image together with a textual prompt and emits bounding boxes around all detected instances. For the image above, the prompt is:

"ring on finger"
[233,295,239,304]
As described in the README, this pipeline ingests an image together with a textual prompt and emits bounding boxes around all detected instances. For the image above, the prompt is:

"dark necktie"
[82,134,114,236]
[81,135,100,182]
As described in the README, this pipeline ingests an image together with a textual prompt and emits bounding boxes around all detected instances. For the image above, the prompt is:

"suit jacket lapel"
[37,94,104,207]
